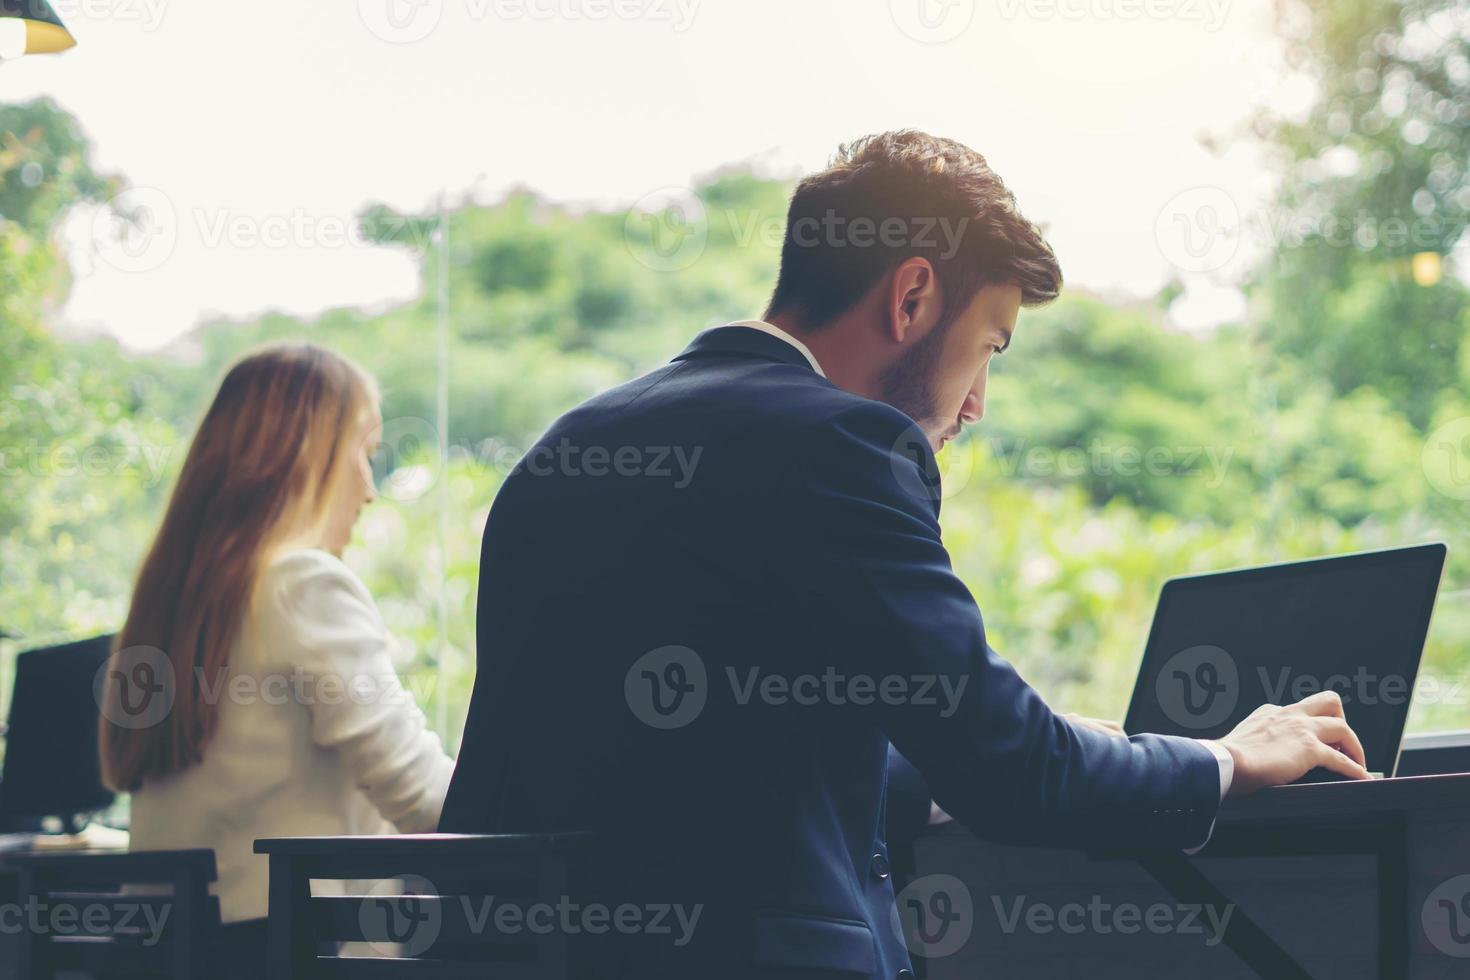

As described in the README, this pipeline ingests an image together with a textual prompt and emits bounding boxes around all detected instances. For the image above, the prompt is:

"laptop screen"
[1124,544,1447,777]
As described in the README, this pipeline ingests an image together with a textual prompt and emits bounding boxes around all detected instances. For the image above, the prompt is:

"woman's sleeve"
[264,550,455,832]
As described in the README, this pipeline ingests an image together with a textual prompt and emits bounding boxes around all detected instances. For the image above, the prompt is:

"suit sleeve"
[778,402,1222,851]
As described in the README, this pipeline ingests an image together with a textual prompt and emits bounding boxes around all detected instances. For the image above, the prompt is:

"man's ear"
[886,257,941,345]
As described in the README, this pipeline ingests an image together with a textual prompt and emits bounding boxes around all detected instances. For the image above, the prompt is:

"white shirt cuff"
[1183,740,1233,854]
[1203,739,1233,801]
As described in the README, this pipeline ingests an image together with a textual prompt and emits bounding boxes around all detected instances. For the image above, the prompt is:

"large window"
[2,0,1468,753]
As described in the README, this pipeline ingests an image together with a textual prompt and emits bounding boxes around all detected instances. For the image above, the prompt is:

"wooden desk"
[908,774,1470,980]
[1141,773,1470,979]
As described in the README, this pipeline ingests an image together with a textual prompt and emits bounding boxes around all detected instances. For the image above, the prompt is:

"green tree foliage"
[1254,0,1470,429]
[0,100,174,649]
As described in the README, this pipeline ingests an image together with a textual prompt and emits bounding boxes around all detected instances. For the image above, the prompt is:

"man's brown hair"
[764,130,1062,329]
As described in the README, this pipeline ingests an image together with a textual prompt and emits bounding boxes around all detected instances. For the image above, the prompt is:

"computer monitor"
[1124,543,1447,779]
[0,634,116,831]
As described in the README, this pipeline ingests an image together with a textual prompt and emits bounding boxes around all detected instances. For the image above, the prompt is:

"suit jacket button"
[897,971,914,979]
[871,853,891,880]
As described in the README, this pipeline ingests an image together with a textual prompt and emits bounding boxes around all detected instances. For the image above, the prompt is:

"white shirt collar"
[729,320,827,378]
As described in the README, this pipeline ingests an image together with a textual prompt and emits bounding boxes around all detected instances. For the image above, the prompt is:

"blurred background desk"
[0,634,130,976]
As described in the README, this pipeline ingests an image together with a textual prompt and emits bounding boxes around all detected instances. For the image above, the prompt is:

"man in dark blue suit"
[440,130,1369,978]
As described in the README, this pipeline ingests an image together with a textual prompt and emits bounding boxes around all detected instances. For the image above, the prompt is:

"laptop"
[1123,543,1448,782]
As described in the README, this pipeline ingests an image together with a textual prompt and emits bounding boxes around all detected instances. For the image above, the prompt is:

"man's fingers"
[1292,689,1347,718]
[1310,716,1368,768]
[1313,739,1372,781]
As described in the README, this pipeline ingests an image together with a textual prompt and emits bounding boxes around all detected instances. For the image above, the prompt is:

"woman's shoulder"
[263,546,352,578]
[255,548,375,619]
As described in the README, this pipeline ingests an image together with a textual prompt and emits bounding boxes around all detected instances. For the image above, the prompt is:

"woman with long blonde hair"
[100,343,453,960]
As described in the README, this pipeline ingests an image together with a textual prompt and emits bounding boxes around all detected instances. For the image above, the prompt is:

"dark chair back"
[10,847,218,979]
[254,833,596,979]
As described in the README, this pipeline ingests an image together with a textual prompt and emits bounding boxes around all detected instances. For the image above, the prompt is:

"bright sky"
[4,0,1299,349]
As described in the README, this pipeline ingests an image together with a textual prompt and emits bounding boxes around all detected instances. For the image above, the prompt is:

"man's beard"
[876,319,954,445]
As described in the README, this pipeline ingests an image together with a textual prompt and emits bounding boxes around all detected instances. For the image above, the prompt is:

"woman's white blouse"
[128,548,456,923]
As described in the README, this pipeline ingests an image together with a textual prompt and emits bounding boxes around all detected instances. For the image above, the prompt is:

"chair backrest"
[9,848,218,979]
[254,833,596,980]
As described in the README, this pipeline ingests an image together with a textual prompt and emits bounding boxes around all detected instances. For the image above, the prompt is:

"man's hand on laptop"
[1215,690,1371,796]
